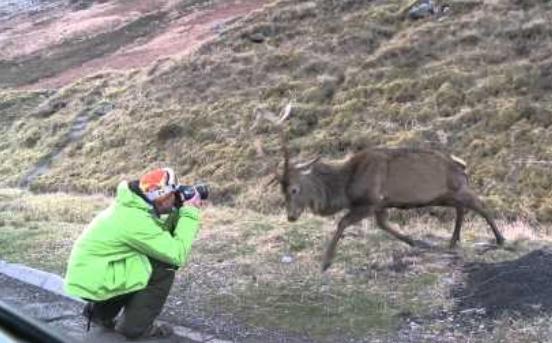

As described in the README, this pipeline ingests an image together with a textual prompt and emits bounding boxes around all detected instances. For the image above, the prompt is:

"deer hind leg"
[459,190,505,246]
[375,209,416,247]
[450,207,465,249]
[322,206,374,272]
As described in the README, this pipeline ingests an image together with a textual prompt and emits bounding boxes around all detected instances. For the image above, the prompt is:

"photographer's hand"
[174,191,184,209]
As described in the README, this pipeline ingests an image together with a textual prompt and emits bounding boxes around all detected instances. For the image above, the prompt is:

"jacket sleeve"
[119,206,200,267]
[163,210,180,234]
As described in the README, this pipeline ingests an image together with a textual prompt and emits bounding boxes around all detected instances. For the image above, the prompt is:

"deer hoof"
[321,261,332,272]
[496,237,505,246]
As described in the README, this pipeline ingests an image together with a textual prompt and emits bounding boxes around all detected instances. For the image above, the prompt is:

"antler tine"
[278,102,292,124]
[253,103,291,126]
[254,102,292,186]
[294,155,321,170]
[250,107,262,131]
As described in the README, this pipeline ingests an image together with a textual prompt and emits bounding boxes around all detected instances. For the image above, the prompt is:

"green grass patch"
[2,189,552,341]
[233,282,396,340]
[0,188,109,273]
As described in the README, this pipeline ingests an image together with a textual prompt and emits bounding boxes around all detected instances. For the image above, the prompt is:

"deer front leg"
[322,206,374,272]
[375,209,417,247]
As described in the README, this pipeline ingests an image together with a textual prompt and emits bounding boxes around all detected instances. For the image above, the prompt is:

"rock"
[281,255,293,264]
[212,23,225,34]
[248,33,266,43]
[33,100,67,118]
[408,0,436,19]
[69,0,95,11]
[407,0,450,20]
[92,101,114,117]
[459,307,486,315]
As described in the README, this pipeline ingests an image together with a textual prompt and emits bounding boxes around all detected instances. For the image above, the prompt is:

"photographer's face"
[153,192,176,215]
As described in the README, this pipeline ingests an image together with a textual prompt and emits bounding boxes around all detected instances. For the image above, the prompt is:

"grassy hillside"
[1,0,551,222]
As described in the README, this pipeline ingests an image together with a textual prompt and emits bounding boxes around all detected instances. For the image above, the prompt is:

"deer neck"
[305,162,349,216]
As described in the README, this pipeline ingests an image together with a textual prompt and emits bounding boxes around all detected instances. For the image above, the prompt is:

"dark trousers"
[87,258,176,339]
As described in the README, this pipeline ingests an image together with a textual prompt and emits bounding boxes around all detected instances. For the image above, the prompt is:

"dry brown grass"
[2,188,552,341]
[1,0,550,223]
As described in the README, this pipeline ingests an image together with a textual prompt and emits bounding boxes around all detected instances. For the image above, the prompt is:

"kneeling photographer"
[64,168,208,339]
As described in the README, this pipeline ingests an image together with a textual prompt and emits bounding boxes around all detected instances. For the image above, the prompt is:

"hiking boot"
[142,323,174,339]
[82,302,116,330]
[117,321,174,340]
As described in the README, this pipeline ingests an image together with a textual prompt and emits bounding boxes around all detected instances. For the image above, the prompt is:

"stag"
[261,104,505,271]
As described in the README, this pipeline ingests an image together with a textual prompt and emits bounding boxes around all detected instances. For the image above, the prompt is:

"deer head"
[282,156,321,221]
[257,103,322,221]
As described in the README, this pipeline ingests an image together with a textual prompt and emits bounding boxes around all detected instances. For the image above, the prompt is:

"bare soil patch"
[0,0,268,89]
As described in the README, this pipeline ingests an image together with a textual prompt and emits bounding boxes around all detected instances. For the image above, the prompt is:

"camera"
[176,183,209,201]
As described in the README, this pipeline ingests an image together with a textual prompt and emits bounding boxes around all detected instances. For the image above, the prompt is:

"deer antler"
[279,103,292,182]
[253,102,293,187]
[294,156,320,170]
[278,103,292,123]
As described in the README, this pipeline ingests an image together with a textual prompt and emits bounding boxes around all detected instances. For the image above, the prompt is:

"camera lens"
[177,185,196,201]
[195,184,209,200]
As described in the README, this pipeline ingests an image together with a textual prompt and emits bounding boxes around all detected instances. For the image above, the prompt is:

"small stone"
[281,255,293,264]
[248,33,265,43]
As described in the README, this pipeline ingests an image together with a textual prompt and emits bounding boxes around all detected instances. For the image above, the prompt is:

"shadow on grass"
[453,248,552,317]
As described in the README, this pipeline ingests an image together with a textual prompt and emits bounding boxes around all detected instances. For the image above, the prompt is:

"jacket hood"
[116,181,152,211]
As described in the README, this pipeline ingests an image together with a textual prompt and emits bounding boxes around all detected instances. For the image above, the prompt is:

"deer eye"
[290,186,300,195]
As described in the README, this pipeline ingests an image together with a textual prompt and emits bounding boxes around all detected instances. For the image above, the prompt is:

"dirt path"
[0,0,268,90]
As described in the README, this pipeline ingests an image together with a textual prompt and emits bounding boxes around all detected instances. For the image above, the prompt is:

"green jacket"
[64,181,200,301]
